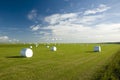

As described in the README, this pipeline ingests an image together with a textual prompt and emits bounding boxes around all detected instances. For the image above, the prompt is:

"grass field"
[93,50,120,80]
[0,43,119,80]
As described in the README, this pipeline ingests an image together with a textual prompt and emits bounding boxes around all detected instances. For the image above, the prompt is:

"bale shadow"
[6,56,25,58]
[85,51,95,53]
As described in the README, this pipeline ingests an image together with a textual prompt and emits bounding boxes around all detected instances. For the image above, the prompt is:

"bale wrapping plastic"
[51,46,57,51]
[94,46,101,52]
[30,46,32,48]
[20,48,33,57]
[46,46,50,48]
[36,44,39,47]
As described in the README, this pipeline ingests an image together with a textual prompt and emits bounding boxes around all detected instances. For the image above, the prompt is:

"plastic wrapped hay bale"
[94,46,101,52]
[20,48,33,57]
[36,44,39,47]
[30,46,32,48]
[46,46,50,48]
[51,46,57,51]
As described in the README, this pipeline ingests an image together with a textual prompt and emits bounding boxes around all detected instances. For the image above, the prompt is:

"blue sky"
[0,0,120,43]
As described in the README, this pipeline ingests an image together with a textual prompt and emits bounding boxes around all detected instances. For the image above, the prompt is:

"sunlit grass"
[0,43,119,80]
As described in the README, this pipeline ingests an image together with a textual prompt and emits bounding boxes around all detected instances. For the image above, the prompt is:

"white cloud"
[29,4,120,43]
[12,39,19,42]
[45,23,120,42]
[28,9,38,22]
[27,9,44,23]
[43,12,120,42]
[80,15,104,24]
[0,36,9,41]
[44,12,104,25]
[84,4,110,15]
[44,13,77,25]
[95,23,119,34]
[30,25,41,31]
[0,36,20,43]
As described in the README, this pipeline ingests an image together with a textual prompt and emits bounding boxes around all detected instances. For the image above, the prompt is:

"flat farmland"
[0,44,119,80]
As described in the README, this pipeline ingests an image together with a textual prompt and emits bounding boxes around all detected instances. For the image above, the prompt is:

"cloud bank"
[0,36,19,43]
[28,4,120,43]
[0,36,9,41]
[84,4,110,15]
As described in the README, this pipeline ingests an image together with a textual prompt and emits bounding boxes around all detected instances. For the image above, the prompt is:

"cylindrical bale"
[20,48,33,57]
[94,46,101,52]
[30,46,32,48]
[46,46,50,48]
[51,46,57,51]
[36,44,39,47]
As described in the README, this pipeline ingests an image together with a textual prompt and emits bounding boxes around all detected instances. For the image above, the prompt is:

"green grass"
[0,43,119,80]
[93,50,120,80]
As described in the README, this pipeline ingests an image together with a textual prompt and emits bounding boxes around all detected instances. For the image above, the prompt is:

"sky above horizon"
[0,0,120,43]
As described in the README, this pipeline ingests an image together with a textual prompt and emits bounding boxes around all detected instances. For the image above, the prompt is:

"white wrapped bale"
[30,46,32,48]
[36,44,39,47]
[51,46,57,51]
[94,46,101,52]
[20,48,33,57]
[46,46,50,48]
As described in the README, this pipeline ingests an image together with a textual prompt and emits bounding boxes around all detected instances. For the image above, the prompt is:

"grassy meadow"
[0,43,119,80]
